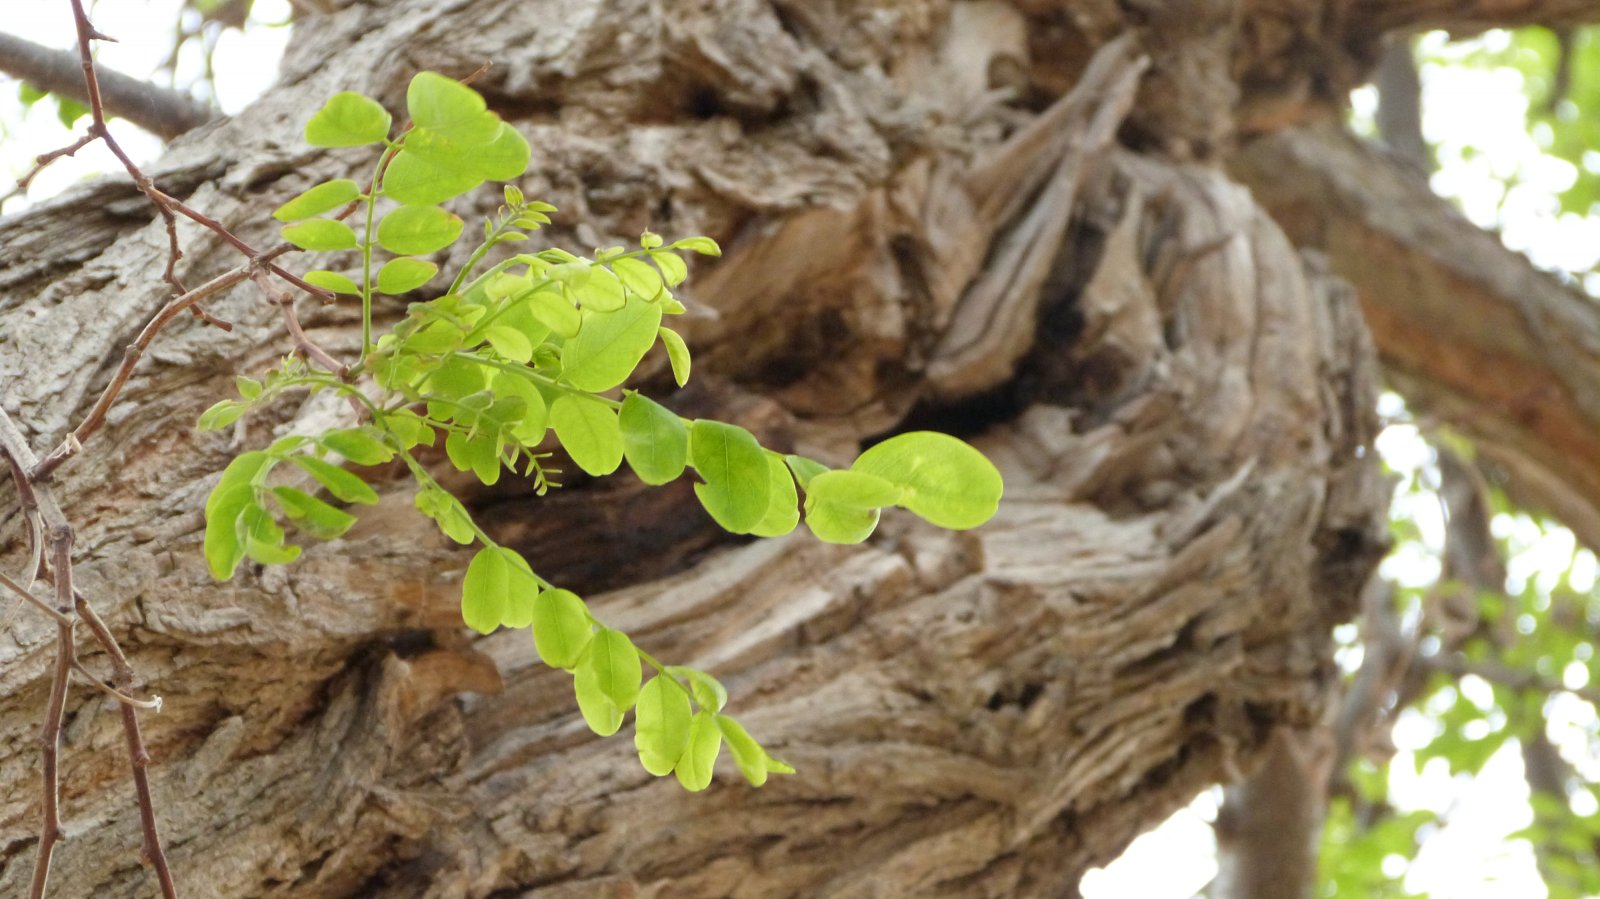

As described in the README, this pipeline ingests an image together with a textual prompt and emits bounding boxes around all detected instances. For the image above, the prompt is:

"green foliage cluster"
[1427,25,1600,220]
[199,72,1003,791]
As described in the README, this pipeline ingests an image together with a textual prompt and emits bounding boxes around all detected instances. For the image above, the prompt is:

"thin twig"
[1,133,97,209]
[72,659,163,709]
[74,593,178,895]
[0,569,73,625]
[28,534,76,899]
[32,266,253,479]
[251,267,349,377]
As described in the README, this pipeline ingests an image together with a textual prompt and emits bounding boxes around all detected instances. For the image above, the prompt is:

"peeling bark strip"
[14,0,1600,894]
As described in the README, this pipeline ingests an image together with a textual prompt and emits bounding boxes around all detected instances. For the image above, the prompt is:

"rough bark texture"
[0,0,1593,896]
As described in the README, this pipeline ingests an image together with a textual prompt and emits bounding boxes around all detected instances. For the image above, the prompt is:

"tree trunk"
[1,0,1591,896]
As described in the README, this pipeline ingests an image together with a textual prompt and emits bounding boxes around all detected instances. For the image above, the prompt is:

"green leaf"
[376,257,439,294]
[472,124,531,181]
[302,271,360,295]
[273,179,361,222]
[377,204,464,256]
[490,372,549,444]
[406,72,500,144]
[318,427,394,465]
[635,676,693,776]
[461,546,534,635]
[281,218,358,251]
[689,421,770,534]
[658,327,691,387]
[574,628,642,737]
[550,394,623,476]
[531,588,592,670]
[560,294,664,392]
[611,257,663,301]
[716,715,769,787]
[203,451,274,580]
[674,712,723,792]
[382,148,484,206]
[269,486,357,539]
[414,485,476,544]
[749,454,800,538]
[803,497,880,544]
[382,410,435,450]
[290,455,380,505]
[242,505,301,565]
[619,393,688,486]
[852,431,1003,529]
[445,431,503,485]
[484,324,533,362]
[571,268,626,313]
[649,250,689,287]
[805,469,902,509]
[784,454,829,489]
[671,236,721,256]
[54,95,89,129]
[197,400,246,431]
[235,376,263,400]
[305,92,392,147]
[527,287,582,338]
[666,666,728,713]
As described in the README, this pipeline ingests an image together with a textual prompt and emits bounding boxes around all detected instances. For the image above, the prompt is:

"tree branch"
[1350,0,1600,35]
[1232,124,1600,552]
[0,31,213,140]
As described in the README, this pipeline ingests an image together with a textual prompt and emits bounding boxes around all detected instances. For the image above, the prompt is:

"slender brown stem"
[251,268,350,377]
[29,533,77,899]
[75,594,179,898]
[31,265,252,479]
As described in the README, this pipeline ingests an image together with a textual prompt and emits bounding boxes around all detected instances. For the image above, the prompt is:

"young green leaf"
[560,294,664,392]
[804,469,902,510]
[527,288,582,338]
[610,257,663,301]
[531,588,592,670]
[281,218,358,251]
[671,236,722,256]
[204,452,274,579]
[783,454,829,489]
[570,268,626,313]
[406,72,500,144]
[666,666,728,714]
[270,486,357,539]
[290,455,379,505]
[618,392,688,486]
[851,431,1003,529]
[376,257,439,294]
[490,372,549,444]
[305,91,392,147]
[716,714,771,787]
[377,204,464,256]
[635,676,693,776]
[318,427,394,466]
[550,394,623,476]
[674,712,723,792]
[749,454,800,538]
[445,431,503,486]
[272,179,360,222]
[302,271,361,295]
[484,324,533,363]
[382,149,484,206]
[241,504,301,565]
[461,547,509,634]
[803,497,880,544]
[648,250,689,287]
[657,327,691,387]
[414,485,476,544]
[689,421,770,534]
[574,628,642,737]
[235,376,263,400]
[197,400,247,431]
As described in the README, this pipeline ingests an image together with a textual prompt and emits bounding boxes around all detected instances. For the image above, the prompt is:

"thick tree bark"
[0,0,1592,896]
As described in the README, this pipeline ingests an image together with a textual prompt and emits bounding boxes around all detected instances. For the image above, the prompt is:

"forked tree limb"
[1232,124,1600,551]
[0,30,213,140]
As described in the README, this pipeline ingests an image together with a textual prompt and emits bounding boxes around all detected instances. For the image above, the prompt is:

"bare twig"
[32,265,253,479]
[251,267,349,377]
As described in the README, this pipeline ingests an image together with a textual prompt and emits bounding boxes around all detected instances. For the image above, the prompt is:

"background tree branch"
[0,30,212,140]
